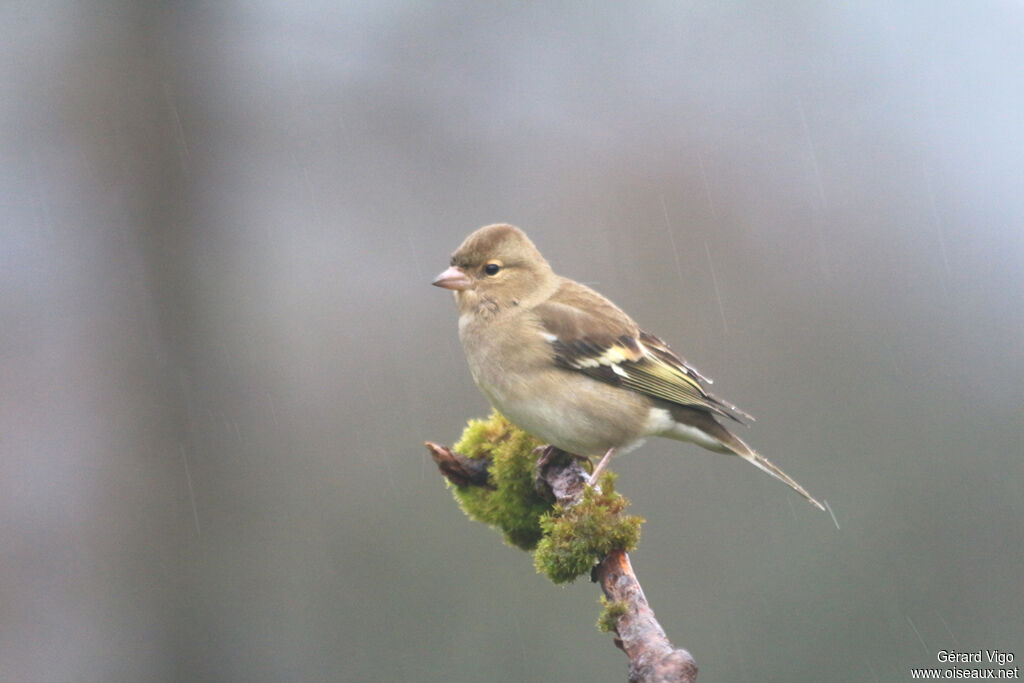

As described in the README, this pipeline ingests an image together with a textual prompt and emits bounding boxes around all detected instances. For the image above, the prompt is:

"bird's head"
[433,224,554,312]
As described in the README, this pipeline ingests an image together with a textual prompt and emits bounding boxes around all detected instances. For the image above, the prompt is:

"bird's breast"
[457,312,652,456]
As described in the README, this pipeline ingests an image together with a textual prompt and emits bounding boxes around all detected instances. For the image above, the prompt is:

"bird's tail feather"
[667,406,825,510]
[715,423,824,510]
[739,449,825,511]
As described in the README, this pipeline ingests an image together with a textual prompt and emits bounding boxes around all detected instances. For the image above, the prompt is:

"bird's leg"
[588,447,616,485]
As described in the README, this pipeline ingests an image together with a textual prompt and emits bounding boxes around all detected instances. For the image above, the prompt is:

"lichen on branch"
[437,411,643,583]
[534,472,643,584]
[447,412,550,550]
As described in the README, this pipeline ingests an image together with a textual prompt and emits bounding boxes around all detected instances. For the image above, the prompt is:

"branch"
[426,441,493,488]
[595,550,698,683]
[427,441,697,682]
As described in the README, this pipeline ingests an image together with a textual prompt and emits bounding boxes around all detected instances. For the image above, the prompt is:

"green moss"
[449,411,549,549]
[446,412,644,579]
[533,472,644,584]
[596,596,629,633]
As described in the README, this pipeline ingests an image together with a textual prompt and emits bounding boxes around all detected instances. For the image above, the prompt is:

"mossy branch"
[426,411,697,683]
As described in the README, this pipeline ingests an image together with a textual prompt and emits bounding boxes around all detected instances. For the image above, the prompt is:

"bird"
[432,223,823,510]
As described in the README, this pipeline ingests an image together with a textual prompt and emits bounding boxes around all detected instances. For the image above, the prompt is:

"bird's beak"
[432,265,473,291]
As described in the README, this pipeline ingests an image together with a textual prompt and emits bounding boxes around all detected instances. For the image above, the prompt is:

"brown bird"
[433,223,823,510]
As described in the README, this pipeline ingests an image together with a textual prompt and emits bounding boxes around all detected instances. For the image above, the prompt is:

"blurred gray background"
[2,2,1022,681]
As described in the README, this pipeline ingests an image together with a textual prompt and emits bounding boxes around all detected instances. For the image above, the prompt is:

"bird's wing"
[534,279,753,424]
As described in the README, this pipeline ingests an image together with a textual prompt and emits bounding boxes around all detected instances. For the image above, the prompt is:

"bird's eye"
[484,262,501,276]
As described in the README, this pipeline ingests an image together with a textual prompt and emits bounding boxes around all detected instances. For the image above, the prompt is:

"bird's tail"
[739,448,825,511]
[714,422,824,510]
[668,406,825,510]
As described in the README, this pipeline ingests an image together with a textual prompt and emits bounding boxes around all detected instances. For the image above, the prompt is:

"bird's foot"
[587,447,616,486]
[533,446,591,500]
